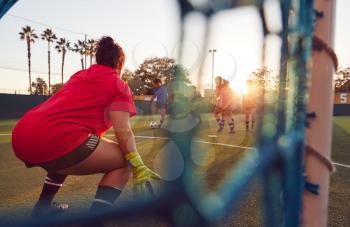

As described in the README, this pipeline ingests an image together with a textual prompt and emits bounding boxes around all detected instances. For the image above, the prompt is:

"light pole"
[209,49,217,90]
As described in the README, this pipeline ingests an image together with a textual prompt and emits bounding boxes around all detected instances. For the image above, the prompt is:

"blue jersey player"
[151,78,168,127]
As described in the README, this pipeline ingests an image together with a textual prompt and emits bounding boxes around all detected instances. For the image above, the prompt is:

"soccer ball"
[149,121,158,129]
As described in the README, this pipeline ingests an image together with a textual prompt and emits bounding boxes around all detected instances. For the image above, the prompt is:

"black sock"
[219,120,225,129]
[246,121,249,130]
[37,173,67,206]
[90,186,122,214]
[229,119,235,131]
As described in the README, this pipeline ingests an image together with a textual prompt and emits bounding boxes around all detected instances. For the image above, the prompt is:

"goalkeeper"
[12,36,160,220]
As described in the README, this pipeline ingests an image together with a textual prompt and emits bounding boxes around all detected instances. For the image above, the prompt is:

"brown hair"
[153,78,162,84]
[95,36,125,69]
[222,79,229,86]
[215,76,222,82]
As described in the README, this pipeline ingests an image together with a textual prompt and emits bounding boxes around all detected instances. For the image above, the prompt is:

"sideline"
[1,133,349,168]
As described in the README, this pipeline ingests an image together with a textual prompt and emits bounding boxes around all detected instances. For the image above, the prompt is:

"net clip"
[304,180,320,195]
[314,9,324,19]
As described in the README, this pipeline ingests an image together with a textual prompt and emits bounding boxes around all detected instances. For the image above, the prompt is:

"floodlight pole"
[302,0,336,227]
[209,49,217,90]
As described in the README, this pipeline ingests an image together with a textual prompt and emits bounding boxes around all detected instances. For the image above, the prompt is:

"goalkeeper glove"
[125,151,160,197]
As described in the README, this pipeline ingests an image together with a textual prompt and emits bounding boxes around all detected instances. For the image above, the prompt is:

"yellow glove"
[125,152,160,197]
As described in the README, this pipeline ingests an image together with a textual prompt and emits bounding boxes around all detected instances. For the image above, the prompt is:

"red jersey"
[215,84,224,98]
[220,85,234,109]
[12,64,136,163]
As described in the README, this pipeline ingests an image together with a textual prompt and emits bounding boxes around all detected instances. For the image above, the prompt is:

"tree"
[121,69,144,95]
[31,77,48,95]
[72,40,86,70]
[167,64,192,84]
[86,39,97,66]
[55,38,70,85]
[19,25,38,95]
[249,67,278,90]
[335,67,350,92]
[167,65,196,118]
[41,28,57,94]
[121,68,134,82]
[132,57,191,95]
[51,83,64,94]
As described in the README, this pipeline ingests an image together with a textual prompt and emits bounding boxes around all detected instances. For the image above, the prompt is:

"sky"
[0,0,349,94]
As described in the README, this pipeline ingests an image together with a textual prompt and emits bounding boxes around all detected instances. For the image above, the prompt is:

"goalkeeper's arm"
[109,111,160,186]
[109,111,137,156]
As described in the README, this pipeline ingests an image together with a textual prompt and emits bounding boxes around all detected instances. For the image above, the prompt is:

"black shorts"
[24,134,100,173]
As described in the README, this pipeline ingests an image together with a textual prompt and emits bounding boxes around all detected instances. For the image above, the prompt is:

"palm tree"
[55,38,71,85]
[86,39,97,66]
[41,28,57,94]
[19,26,38,95]
[72,40,86,70]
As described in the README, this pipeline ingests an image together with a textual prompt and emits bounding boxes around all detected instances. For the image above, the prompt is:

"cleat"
[31,202,68,219]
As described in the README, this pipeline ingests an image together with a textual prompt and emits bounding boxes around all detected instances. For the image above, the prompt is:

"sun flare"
[231,81,248,95]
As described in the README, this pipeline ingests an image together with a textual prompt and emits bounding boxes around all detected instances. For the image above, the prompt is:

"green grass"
[0,114,349,226]
[333,116,350,134]
[329,117,350,227]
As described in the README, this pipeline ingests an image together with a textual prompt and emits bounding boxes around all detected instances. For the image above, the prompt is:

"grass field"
[0,114,349,226]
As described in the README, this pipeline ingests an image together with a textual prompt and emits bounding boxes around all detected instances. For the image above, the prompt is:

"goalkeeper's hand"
[125,151,160,197]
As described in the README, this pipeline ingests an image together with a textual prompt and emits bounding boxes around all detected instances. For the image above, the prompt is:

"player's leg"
[57,137,131,213]
[221,110,233,133]
[159,106,166,127]
[32,136,130,218]
[245,109,250,131]
[31,173,68,218]
[218,110,225,132]
[251,108,256,130]
[214,106,224,132]
[214,107,221,127]
[226,110,235,134]
[222,111,228,133]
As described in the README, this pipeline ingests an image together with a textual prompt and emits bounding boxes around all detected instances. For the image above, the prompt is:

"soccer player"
[11,36,160,220]
[243,79,257,131]
[213,76,224,132]
[220,79,235,133]
[151,78,168,128]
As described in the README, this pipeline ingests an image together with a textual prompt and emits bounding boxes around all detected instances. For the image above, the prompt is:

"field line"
[193,140,256,150]
[133,135,169,140]
[106,134,256,150]
[1,133,349,168]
